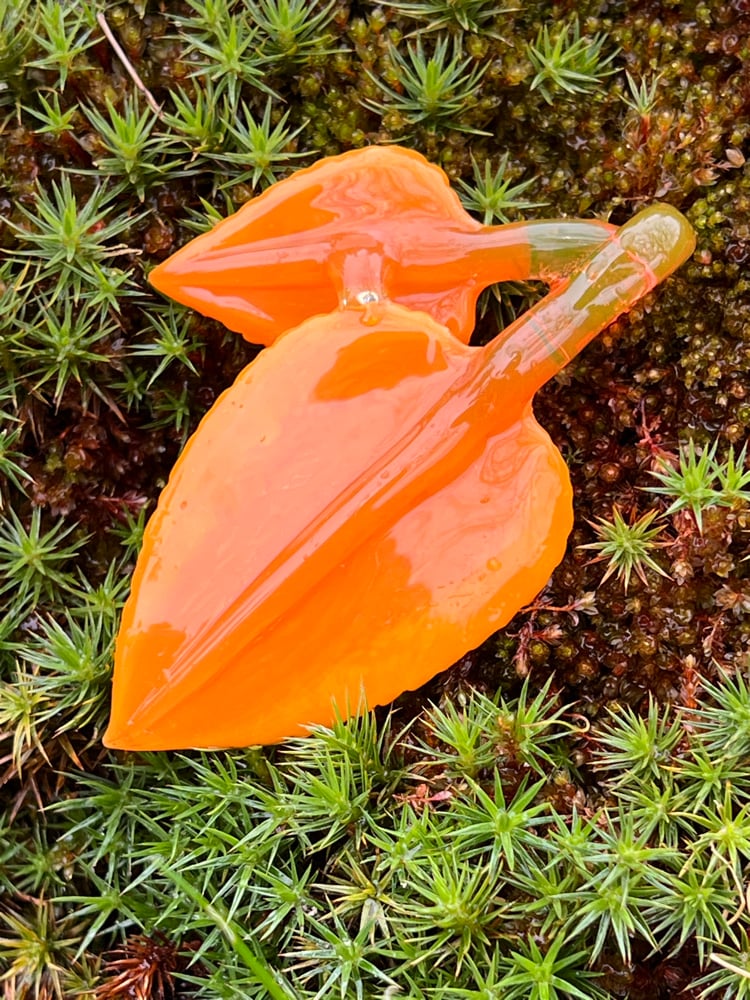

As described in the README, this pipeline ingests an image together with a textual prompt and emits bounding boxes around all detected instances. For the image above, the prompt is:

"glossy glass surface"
[149,146,617,344]
[105,147,695,749]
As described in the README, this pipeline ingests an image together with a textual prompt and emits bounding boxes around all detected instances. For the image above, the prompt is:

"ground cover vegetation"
[3,0,750,996]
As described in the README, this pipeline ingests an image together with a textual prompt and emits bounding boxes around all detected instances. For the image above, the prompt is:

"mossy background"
[3,0,750,997]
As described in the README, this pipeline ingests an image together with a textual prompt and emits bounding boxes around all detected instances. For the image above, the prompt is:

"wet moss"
[4,0,750,995]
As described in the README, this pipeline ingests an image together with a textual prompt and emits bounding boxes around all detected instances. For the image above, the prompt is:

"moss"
[4,0,750,996]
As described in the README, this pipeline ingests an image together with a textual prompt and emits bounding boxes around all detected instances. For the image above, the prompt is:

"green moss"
[3,0,750,996]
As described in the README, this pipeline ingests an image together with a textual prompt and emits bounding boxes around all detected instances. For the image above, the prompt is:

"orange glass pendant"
[104,147,695,750]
